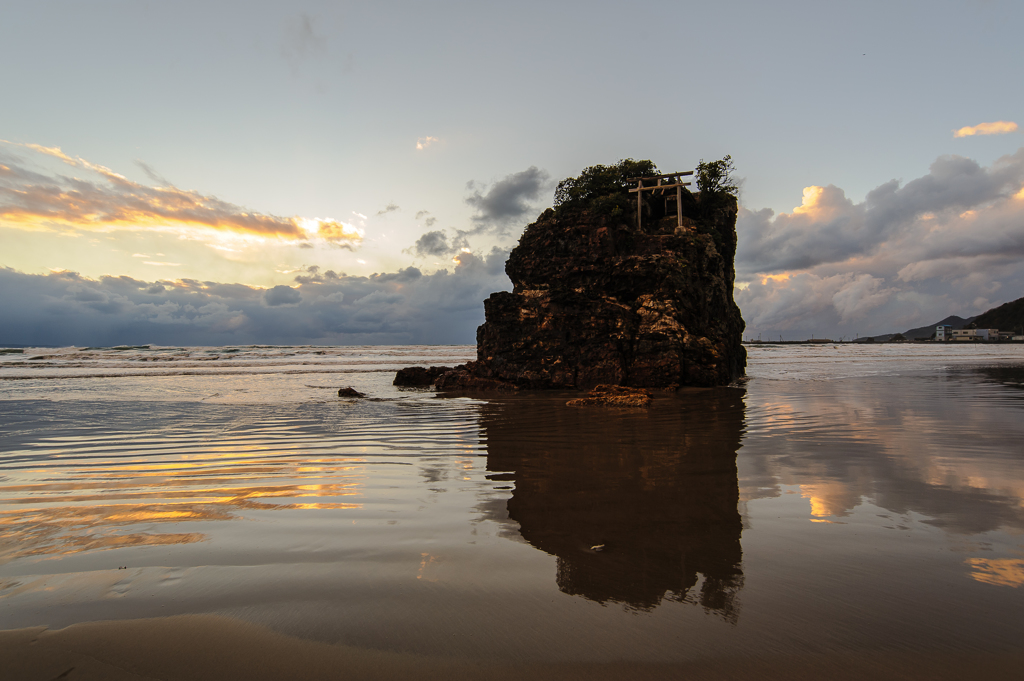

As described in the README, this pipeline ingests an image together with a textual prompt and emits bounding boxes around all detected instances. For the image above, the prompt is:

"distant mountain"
[903,315,977,340]
[870,315,975,342]
[870,296,1024,341]
[973,296,1024,334]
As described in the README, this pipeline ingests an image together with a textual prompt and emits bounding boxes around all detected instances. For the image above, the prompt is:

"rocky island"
[400,158,746,392]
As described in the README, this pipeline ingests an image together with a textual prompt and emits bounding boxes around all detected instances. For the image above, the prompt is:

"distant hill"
[870,315,975,342]
[973,296,1024,334]
[902,315,976,340]
[869,296,1024,341]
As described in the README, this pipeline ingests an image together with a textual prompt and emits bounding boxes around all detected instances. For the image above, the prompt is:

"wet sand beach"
[1,344,1023,678]
[3,614,1022,681]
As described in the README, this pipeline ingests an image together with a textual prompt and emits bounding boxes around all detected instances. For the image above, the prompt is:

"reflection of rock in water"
[481,389,745,619]
[973,365,1024,396]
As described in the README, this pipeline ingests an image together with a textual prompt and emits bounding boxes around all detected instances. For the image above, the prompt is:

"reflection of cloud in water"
[0,396,486,567]
[0,460,365,563]
[477,390,745,619]
[800,482,863,518]
[740,368,1024,535]
[966,558,1024,588]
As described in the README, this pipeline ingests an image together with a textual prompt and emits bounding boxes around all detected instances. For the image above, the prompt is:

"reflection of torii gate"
[628,171,693,228]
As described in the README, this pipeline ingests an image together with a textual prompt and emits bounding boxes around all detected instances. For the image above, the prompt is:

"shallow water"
[1,344,1023,669]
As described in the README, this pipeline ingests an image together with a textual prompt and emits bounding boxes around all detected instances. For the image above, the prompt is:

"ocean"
[1,343,1023,679]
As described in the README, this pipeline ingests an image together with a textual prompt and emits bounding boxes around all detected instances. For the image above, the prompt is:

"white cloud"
[737,148,1024,338]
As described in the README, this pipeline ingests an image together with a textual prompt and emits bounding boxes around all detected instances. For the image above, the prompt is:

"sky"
[2,0,1023,345]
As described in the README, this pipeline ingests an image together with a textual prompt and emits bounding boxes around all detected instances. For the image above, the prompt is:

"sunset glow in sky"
[2,0,1023,345]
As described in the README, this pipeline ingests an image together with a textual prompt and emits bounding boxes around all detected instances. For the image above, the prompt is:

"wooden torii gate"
[628,171,693,229]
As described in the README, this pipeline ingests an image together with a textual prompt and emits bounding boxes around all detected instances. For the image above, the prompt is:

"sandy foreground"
[0,615,1020,681]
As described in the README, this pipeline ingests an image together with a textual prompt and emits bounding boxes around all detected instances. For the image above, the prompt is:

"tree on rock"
[553,158,658,220]
[696,155,738,196]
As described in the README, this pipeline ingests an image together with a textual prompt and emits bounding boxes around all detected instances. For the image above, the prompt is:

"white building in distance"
[951,328,999,341]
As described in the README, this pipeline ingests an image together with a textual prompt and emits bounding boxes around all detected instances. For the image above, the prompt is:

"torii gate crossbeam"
[627,171,694,229]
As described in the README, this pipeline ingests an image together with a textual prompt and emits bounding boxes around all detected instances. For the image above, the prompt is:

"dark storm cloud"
[465,166,550,233]
[0,251,511,346]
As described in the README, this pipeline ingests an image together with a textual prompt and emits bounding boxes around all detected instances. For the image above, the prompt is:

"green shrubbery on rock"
[553,156,738,226]
[553,158,658,220]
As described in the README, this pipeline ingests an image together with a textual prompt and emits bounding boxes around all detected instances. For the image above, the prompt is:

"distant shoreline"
[743,340,1024,345]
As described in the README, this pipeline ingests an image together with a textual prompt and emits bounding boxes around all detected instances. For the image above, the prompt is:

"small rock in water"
[566,384,652,408]
[337,387,366,398]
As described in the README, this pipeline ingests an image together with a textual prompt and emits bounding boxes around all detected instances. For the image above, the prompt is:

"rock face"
[434,191,745,391]
[393,366,454,387]
[566,385,653,408]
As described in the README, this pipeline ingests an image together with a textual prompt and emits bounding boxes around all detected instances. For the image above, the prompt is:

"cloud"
[134,160,171,186]
[0,141,363,248]
[416,136,438,150]
[264,285,302,306]
[22,143,77,164]
[954,121,1018,138]
[415,210,437,227]
[464,166,550,233]
[410,230,451,258]
[376,203,400,216]
[737,148,1024,339]
[830,273,895,322]
[0,251,512,346]
[738,150,1024,277]
[308,219,363,248]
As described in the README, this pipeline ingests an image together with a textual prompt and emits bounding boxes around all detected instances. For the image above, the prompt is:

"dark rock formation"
[566,384,652,408]
[393,366,454,387]
[430,368,518,391]
[337,387,366,398]
[435,191,745,391]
